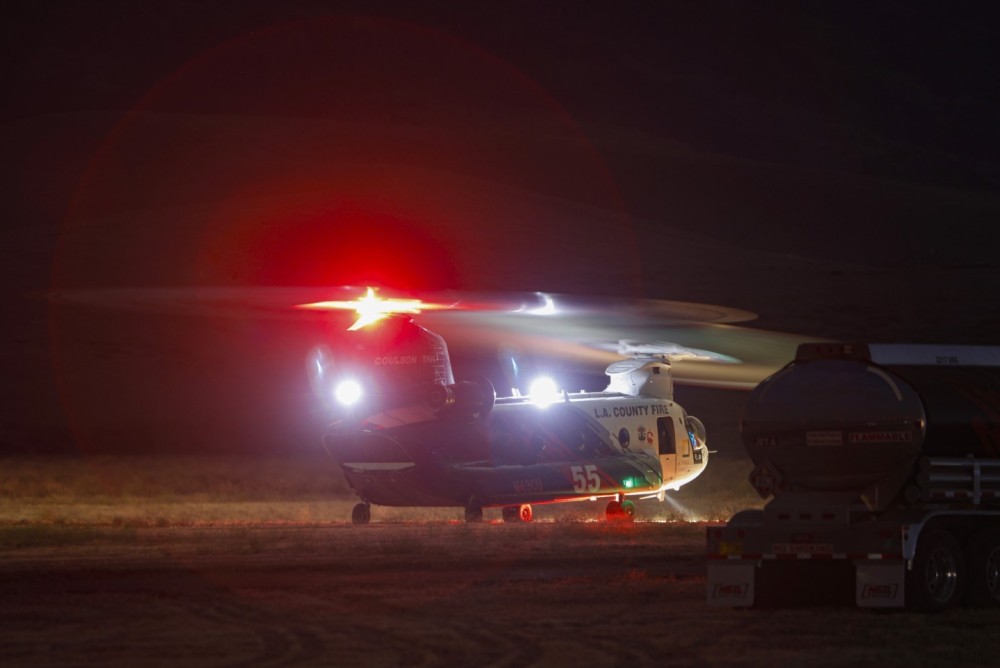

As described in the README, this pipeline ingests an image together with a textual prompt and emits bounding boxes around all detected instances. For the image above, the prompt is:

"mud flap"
[856,561,905,608]
[707,561,756,607]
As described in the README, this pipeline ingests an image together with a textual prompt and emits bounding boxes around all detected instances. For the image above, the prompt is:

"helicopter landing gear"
[606,499,636,523]
[351,502,371,525]
[502,504,533,523]
[464,497,484,523]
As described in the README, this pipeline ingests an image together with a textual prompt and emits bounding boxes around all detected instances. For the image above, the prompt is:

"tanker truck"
[707,342,1000,610]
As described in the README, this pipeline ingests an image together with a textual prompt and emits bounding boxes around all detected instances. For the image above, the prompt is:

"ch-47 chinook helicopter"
[302,288,711,524]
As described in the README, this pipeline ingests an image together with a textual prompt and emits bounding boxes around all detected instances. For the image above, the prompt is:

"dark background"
[4,1,1000,455]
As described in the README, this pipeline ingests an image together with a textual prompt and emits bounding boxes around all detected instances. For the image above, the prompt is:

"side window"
[536,406,610,460]
[657,417,676,456]
[533,425,573,462]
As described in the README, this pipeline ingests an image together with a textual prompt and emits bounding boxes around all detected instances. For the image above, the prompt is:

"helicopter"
[50,284,803,522]
[304,288,710,523]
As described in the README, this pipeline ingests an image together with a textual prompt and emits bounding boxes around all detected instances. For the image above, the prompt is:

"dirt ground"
[2,521,999,668]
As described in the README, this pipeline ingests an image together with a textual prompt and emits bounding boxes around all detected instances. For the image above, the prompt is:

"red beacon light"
[297,286,446,330]
[299,287,494,420]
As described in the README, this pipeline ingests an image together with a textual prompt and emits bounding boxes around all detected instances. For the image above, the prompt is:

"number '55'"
[570,464,600,493]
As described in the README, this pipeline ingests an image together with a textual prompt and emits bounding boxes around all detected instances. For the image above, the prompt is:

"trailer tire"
[965,529,1000,608]
[907,529,966,611]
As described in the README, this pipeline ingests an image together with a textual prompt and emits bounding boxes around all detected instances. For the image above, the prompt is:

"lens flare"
[528,376,561,407]
[297,287,447,330]
[334,379,363,406]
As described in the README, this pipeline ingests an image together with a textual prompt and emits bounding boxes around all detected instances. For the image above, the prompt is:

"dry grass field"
[0,454,759,527]
[2,456,1000,667]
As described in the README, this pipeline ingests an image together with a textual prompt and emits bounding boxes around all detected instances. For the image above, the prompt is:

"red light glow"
[298,287,448,330]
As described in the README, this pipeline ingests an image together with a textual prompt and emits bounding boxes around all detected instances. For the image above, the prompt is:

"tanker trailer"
[707,343,1000,610]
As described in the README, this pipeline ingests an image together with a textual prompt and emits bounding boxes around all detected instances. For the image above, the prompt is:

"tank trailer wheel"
[965,529,1000,607]
[907,529,966,611]
[605,500,636,523]
[519,504,533,522]
[351,503,371,525]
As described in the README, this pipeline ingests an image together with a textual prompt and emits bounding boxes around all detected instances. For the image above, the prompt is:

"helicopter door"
[657,416,677,482]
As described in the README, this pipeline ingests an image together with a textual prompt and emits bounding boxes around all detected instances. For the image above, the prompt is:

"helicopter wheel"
[605,500,636,523]
[465,498,484,523]
[501,504,534,523]
[351,502,371,525]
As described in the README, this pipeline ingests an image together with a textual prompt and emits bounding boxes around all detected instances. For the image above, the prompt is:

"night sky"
[8,2,999,285]
[4,1,1000,454]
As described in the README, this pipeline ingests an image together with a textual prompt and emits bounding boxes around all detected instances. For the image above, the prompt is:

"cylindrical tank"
[742,343,1000,497]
